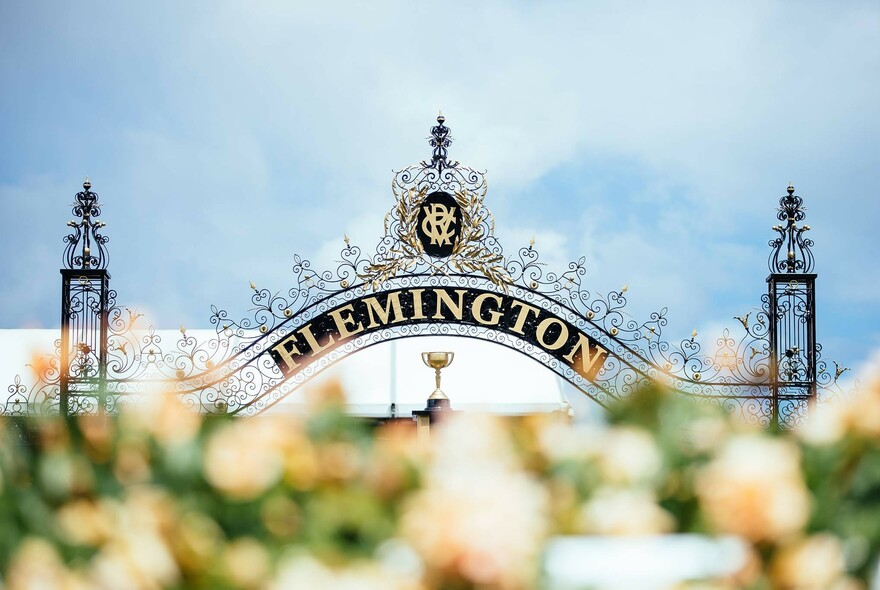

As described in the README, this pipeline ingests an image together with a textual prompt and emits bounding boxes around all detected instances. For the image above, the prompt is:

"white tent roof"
[0,330,602,421]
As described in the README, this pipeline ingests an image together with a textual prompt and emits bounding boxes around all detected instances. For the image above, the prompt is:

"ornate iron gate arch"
[3,115,854,427]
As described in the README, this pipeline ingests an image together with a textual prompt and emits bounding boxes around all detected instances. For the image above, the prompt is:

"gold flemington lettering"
[298,323,335,355]
[563,333,608,378]
[269,288,608,384]
[509,300,541,335]
[328,304,364,339]
[471,292,504,326]
[535,317,570,350]
[363,292,406,329]
[271,333,304,372]
[433,289,467,320]
[410,289,427,320]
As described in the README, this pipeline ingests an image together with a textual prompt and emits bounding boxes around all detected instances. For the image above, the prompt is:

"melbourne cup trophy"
[421,351,454,410]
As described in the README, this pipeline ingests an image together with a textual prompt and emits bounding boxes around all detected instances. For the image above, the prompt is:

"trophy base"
[413,395,455,432]
[426,397,451,409]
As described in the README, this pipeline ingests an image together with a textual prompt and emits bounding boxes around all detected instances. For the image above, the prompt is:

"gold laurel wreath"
[360,186,512,291]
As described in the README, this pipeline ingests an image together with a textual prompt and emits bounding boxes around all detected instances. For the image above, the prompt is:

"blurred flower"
[400,414,547,590]
[696,434,809,543]
[305,377,348,411]
[6,537,89,590]
[170,511,223,575]
[849,377,880,439]
[56,499,114,546]
[36,416,69,451]
[113,440,152,485]
[77,415,115,462]
[278,430,319,490]
[537,422,661,485]
[595,426,662,485]
[318,440,361,482]
[364,440,414,499]
[770,534,847,590]
[261,494,301,538]
[120,391,202,448]
[799,398,849,445]
[224,537,271,589]
[578,486,674,535]
[685,415,731,454]
[802,372,880,445]
[536,419,601,462]
[28,350,54,381]
[89,489,180,590]
[203,418,284,500]
[375,420,428,464]
[39,450,94,498]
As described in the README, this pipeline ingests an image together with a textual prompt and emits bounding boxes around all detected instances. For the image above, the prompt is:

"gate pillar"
[766,183,817,428]
[60,179,111,415]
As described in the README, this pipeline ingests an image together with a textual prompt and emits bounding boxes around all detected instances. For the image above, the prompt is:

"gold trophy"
[421,351,454,409]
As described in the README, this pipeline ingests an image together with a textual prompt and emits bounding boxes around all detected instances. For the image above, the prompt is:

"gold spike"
[529,235,536,248]
[180,324,186,335]
[691,329,698,339]
[621,284,629,293]
[344,234,350,245]
[249,281,257,290]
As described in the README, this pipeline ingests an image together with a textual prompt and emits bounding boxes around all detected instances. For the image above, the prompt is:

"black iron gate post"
[766,183,817,428]
[60,179,111,415]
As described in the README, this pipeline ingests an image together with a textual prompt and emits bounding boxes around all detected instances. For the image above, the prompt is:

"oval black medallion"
[416,191,461,258]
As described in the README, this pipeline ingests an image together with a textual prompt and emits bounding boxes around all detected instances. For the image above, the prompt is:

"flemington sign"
[1,115,852,428]
[269,286,608,382]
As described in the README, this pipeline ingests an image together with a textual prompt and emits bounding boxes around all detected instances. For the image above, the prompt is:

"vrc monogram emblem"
[416,191,462,258]
[421,203,456,246]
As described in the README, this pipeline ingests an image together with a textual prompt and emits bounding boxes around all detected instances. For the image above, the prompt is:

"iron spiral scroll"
[2,117,854,427]
[63,178,110,271]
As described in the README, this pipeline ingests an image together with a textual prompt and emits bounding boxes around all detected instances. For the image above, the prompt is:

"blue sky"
[1,1,878,374]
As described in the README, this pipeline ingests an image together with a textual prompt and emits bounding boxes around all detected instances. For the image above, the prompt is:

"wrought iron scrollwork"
[1,119,856,429]
[424,113,456,171]
[768,183,814,274]
[63,178,109,270]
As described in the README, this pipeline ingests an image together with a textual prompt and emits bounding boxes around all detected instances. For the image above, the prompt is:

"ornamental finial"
[426,112,457,171]
[63,178,109,270]
[768,182,814,274]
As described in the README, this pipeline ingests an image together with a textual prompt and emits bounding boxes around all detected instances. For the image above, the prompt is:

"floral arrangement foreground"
[0,375,878,589]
